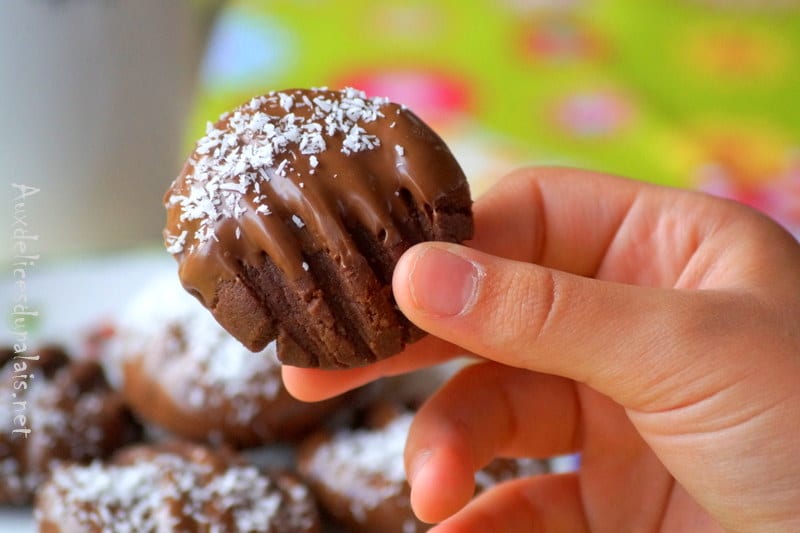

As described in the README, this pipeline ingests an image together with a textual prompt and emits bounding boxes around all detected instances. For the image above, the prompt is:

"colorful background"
[189,0,800,238]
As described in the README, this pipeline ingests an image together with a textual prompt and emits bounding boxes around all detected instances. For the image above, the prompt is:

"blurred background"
[1,0,799,341]
[192,0,800,211]
[192,0,800,233]
[2,0,799,265]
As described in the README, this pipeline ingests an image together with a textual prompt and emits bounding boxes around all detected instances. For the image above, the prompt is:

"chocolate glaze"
[164,88,472,366]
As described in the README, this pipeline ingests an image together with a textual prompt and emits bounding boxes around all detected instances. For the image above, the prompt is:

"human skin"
[283,167,800,532]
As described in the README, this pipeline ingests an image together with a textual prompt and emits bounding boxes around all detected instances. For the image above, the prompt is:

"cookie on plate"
[164,87,473,368]
[35,441,320,533]
[0,345,140,504]
[297,409,548,533]
[109,275,343,447]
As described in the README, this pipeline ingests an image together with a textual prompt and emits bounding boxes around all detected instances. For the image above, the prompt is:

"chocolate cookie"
[35,441,321,533]
[164,87,473,368]
[109,275,343,447]
[297,410,548,533]
[0,345,140,504]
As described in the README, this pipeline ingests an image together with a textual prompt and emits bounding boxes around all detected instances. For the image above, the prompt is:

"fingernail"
[408,246,484,316]
[408,450,433,485]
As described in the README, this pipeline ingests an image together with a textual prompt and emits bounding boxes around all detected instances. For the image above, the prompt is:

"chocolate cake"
[164,87,473,368]
[0,345,140,504]
[35,441,321,533]
[109,275,343,447]
[297,410,548,533]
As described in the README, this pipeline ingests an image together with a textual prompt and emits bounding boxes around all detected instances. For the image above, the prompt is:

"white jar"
[0,0,223,261]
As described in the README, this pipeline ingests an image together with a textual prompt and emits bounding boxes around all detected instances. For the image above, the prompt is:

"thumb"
[392,242,732,408]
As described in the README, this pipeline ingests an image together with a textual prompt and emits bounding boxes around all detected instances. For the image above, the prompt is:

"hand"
[284,167,800,532]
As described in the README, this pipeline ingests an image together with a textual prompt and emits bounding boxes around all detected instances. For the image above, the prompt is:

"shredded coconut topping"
[0,352,132,503]
[306,414,412,520]
[165,88,391,254]
[36,450,316,532]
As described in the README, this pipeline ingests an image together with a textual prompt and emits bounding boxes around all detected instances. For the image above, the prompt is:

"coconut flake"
[278,92,293,112]
[165,230,188,254]
[275,159,290,177]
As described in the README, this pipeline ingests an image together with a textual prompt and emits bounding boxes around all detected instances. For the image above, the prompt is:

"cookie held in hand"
[164,87,473,368]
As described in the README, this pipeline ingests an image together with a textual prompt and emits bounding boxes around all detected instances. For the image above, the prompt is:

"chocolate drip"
[164,88,473,367]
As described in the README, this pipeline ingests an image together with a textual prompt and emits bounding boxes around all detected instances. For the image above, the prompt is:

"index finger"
[283,166,654,401]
